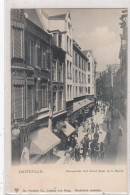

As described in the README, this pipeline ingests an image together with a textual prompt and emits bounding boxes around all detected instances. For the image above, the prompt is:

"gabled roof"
[24,9,43,29]
[49,13,66,20]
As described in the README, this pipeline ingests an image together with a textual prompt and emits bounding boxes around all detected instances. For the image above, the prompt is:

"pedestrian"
[90,139,97,158]
[100,142,104,160]
[74,144,81,162]
[64,147,71,164]
[110,119,114,130]
[94,130,99,141]
[21,146,30,165]
[119,124,123,136]
[106,130,111,145]
[82,139,87,161]
[96,123,99,131]
[71,135,76,148]
[95,107,97,115]
[91,121,95,133]
[107,118,110,129]
[93,143,100,161]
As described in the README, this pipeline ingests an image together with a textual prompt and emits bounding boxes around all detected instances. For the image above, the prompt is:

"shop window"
[13,85,24,119]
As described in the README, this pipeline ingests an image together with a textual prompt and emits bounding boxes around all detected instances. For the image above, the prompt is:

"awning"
[29,128,60,155]
[61,121,75,137]
[73,99,93,112]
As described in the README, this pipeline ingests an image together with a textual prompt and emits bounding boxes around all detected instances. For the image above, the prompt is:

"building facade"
[38,10,74,113]
[11,9,66,164]
[82,50,96,98]
[113,9,127,119]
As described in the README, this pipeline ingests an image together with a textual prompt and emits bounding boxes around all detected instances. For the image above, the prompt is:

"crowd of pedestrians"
[63,100,123,164]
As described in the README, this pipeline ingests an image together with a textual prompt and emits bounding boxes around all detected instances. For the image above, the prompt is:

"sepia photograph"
[11,8,128,166]
[6,5,129,194]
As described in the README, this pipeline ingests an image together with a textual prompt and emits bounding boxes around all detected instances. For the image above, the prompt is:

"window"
[30,40,35,67]
[88,62,90,71]
[88,87,90,94]
[13,28,23,58]
[52,61,57,81]
[73,86,74,97]
[73,68,74,82]
[75,70,78,83]
[37,41,42,67]
[70,62,72,79]
[67,61,69,79]
[13,85,24,119]
[58,34,62,48]
[88,75,90,83]
[41,85,47,108]
[82,59,84,70]
[76,86,78,97]
[53,92,57,112]
[52,33,57,45]
[70,39,71,54]
[79,56,81,68]
[79,72,81,83]
[27,85,34,117]
[75,53,77,66]
[67,85,69,99]
[58,91,63,111]
[42,46,47,69]
[82,73,83,84]
[25,39,31,65]
[67,36,69,52]
[58,63,63,82]
[70,85,72,98]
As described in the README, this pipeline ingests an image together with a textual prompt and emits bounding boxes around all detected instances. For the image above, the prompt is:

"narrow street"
[55,102,127,165]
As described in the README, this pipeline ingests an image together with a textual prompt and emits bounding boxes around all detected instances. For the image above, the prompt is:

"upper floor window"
[88,62,90,71]
[53,92,57,112]
[88,75,90,83]
[37,41,42,67]
[58,34,62,48]
[52,33,57,46]
[75,53,78,66]
[52,60,57,81]
[67,36,69,53]
[58,63,63,82]
[12,28,23,59]
[88,87,90,94]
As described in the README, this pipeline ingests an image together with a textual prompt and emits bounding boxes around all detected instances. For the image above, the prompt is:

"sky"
[44,8,123,71]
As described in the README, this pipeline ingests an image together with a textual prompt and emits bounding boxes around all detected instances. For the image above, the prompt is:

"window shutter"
[14,29,22,58]
[14,85,24,119]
